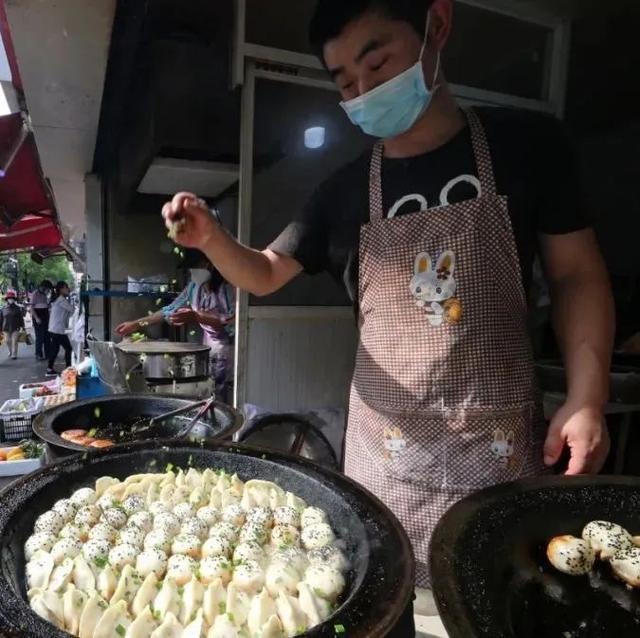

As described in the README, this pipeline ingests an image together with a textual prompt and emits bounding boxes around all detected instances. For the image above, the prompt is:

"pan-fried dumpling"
[51,536,83,564]
[209,489,222,509]
[260,615,285,638]
[301,523,335,551]
[79,592,108,638]
[167,553,198,585]
[73,553,96,592]
[201,468,216,492]
[197,506,219,527]
[111,564,142,607]
[189,487,207,509]
[185,467,203,489]
[95,476,119,497]
[82,539,111,565]
[29,588,64,628]
[297,582,331,627]
[182,608,207,638]
[246,507,274,529]
[129,510,154,533]
[25,531,57,560]
[285,492,306,513]
[173,502,196,523]
[49,556,75,592]
[155,512,182,537]
[137,548,169,579]
[222,504,246,527]
[226,583,251,627]
[209,522,239,543]
[303,565,345,602]
[582,521,632,560]
[70,487,97,508]
[174,468,187,489]
[200,556,232,585]
[307,545,348,572]
[119,524,146,549]
[547,535,596,575]
[53,498,78,522]
[125,605,158,638]
[247,588,278,635]
[150,500,171,517]
[88,522,118,543]
[229,474,245,498]
[63,584,88,634]
[149,611,183,638]
[172,533,202,558]
[233,541,264,565]
[179,575,204,625]
[34,510,65,535]
[144,529,173,553]
[215,472,232,493]
[203,534,233,559]
[232,559,265,594]
[272,547,309,575]
[92,599,131,638]
[75,505,102,527]
[146,482,161,507]
[160,470,177,488]
[274,506,301,529]
[172,487,191,507]
[123,482,145,499]
[203,578,226,626]
[265,562,301,597]
[154,576,181,620]
[60,522,86,541]
[300,507,327,529]
[160,484,177,506]
[98,564,118,600]
[122,494,146,515]
[271,525,300,548]
[275,592,307,637]
[208,613,241,638]
[132,572,158,617]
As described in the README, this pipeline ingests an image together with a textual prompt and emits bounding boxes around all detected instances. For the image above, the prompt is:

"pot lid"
[116,340,210,354]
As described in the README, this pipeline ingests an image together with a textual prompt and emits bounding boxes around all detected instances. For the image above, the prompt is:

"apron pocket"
[444,405,535,491]
[354,398,447,490]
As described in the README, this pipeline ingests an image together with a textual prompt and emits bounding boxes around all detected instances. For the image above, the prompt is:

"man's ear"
[429,0,454,52]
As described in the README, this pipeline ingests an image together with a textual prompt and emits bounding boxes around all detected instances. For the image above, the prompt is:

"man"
[31,279,52,361]
[162,0,614,619]
[0,290,25,360]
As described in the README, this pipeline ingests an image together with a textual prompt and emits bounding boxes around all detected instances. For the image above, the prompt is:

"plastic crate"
[0,399,43,442]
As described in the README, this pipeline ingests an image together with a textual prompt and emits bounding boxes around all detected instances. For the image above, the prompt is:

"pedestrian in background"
[30,279,52,361]
[0,290,25,360]
[46,281,73,375]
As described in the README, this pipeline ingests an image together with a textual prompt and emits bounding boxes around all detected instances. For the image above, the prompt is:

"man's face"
[324,11,425,103]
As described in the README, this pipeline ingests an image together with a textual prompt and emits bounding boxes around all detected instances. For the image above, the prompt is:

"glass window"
[250,77,370,306]
[445,4,554,101]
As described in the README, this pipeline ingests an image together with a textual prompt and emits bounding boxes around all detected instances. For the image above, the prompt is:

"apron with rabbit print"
[344,109,548,587]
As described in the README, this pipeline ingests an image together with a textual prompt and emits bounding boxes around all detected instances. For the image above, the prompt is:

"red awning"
[0,214,62,251]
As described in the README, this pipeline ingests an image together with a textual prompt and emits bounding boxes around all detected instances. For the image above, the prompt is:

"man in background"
[30,279,52,361]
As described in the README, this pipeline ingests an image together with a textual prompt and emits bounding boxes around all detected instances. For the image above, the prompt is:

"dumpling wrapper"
[149,611,184,638]
[285,492,307,513]
[97,564,118,601]
[260,615,285,638]
[111,564,142,607]
[132,572,159,617]
[180,575,204,625]
[203,578,227,626]
[247,588,278,635]
[125,605,158,638]
[207,613,241,638]
[276,592,307,637]
[29,588,64,628]
[225,583,251,627]
[95,476,119,497]
[297,582,332,628]
[63,584,88,634]
[182,608,207,638]
[92,599,131,638]
[79,592,108,638]
[26,550,55,591]
[154,576,181,620]
[49,556,74,592]
[73,553,96,592]
[241,480,285,510]
[185,468,203,489]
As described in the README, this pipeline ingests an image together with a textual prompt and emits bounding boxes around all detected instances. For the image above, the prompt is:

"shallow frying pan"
[430,475,640,638]
[0,439,414,638]
[32,394,243,452]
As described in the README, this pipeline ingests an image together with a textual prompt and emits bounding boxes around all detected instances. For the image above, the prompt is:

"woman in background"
[30,279,53,361]
[46,281,74,376]
[0,290,25,359]
[117,251,235,400]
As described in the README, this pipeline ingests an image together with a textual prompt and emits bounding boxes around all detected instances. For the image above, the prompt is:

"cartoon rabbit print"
[491,429,515,466]
[410,250,461,326]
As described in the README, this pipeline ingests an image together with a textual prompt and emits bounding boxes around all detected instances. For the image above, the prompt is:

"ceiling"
[4,0,116,240]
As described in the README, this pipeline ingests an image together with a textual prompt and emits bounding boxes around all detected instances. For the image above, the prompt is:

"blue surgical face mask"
[340,11,441,139]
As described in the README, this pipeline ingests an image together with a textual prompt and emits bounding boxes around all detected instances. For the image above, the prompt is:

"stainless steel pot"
[116,341,210,380]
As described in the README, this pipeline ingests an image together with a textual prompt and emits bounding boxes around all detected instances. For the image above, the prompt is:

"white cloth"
[30,290,50,309]
[48,296,73,335]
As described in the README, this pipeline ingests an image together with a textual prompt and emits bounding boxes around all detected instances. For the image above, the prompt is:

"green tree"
[0,253,73,292]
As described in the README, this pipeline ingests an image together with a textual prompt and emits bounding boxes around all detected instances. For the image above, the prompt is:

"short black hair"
[309,0,435,60]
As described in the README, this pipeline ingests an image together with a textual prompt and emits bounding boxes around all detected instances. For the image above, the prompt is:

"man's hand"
[168,308,198,326]
[543,402,610,475]
[162,192,219,249]
[116,321,139,337]
[33,316,41,325]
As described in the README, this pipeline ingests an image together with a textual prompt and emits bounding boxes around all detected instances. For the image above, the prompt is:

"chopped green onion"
[93,407,101,419]
[165,463,174,473]
[218,602,226,614]
[94,556,108,569]
[87,428,97,437]
[115,624,126,636]
[335,624,346,634]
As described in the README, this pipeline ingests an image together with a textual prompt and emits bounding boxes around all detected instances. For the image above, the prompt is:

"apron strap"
[465,108,498,197]
[367,109,498,222]
[368,141,385,222]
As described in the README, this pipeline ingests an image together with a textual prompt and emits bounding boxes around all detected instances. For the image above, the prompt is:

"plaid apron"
[345,109,547,587]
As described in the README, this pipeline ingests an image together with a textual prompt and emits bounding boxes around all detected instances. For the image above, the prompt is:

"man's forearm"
[551,273,614,408]
[200,225,283,297]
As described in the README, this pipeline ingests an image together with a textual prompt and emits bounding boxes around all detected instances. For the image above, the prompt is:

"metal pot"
[116,341,211,380]
[0,440,414,638]
[32,394,243,453]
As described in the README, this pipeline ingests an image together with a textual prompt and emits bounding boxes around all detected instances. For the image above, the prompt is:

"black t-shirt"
[270,107,590,308]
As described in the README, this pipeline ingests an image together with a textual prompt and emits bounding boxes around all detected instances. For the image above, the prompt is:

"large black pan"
[32,394,243,452]
[0,439,414,638]
[430,475,640,638]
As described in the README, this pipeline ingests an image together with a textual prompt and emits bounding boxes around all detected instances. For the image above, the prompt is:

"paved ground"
[0,341,50,405]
